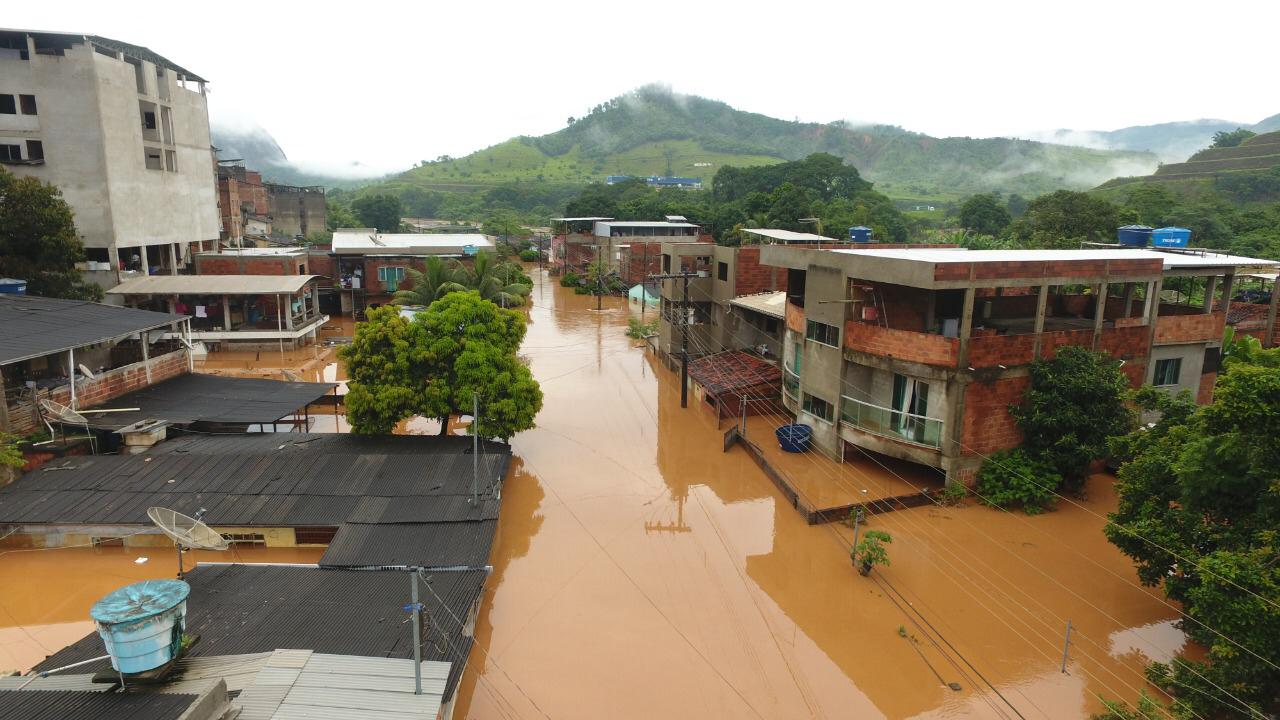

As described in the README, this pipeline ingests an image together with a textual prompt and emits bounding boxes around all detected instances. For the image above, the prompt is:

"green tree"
[351,193,404,231]
[338,295,542,439]
[1210,127,1256,149]
[458,251,532,307]
[481,211,530,239]
[0,168,102,301]
[853,530,892,576]
[957,193,1012,236]
[392,256,469,307]
[1009,190,1122,246]
[325,200,360,231]
[1012,346,1134,494]
[1123,184,1177,226]
[1105,364,1280,718]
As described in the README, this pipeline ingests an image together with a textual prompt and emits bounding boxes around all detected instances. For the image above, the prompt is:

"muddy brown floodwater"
[0,269,1189,718]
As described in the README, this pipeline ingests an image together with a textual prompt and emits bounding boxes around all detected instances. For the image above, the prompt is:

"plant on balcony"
[852,530,893,576]
[1011,346,1134,495]
[975,448,1058,514]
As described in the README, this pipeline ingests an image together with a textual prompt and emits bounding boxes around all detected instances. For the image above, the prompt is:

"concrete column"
[1031,283,1050,360]
[168,243,178,275]
[1146,277,1165,351]
[1265,278,1280,348]
[956,287,976,368]
[1092,282,1109,350]
[284,294,295,330]
[1202,275,1218,313]
[222,295,231,330]
[0,365,12,433]
[141,330,152,384]
[108,246,122,284]
[1122,282,1135,318]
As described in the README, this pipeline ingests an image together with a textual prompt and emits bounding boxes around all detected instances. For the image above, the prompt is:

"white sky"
[8,0,1273,175]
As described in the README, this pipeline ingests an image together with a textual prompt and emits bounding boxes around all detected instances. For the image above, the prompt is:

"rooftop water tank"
[91,579,190,674]
[1152,227,1192,248]
[849,226,873,243]
[0,278,27,295]
[1117,225,1153,247]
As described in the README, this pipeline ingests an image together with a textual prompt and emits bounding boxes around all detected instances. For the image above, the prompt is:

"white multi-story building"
[0,29,220,294]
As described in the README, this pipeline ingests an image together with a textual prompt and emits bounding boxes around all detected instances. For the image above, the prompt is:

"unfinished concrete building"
[266,182,326,239]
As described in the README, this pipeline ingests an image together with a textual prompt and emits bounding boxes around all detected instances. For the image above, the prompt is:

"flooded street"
[0,269,1187,717]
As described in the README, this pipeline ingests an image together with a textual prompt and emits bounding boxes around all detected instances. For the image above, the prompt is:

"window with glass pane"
[805,320,839,347]
[378,266,405,292]
[1153,358,1181,386]
[802,393,834,422]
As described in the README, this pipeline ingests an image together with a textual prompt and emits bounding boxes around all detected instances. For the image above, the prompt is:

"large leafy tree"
[1210,128,1255,149]
[0,168,102,301]
[338,295,542,439]
[1105,364,1280,718]
[957,193,1012,236]
[351,193,404,231]
[1008,190,1122,246]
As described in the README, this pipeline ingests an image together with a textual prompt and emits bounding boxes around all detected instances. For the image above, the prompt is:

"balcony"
[783,366,800,400]
[843,320,958,368]
[840,395,943,450]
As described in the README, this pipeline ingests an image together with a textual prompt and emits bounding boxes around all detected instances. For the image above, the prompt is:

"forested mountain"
[1039,113,1280,163]
[210,122,374,188]
[364,85,1156,219]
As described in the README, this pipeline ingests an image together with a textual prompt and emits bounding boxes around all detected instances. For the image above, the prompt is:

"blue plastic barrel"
[849,226,873,243]
[776,424,813,453]
[1117,225,1153,247]
[0,278,27,295]
[1152,227,1191,248]
[91,580,190,674]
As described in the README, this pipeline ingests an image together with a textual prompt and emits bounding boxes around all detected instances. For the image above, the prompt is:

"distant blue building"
[606,175,703,190]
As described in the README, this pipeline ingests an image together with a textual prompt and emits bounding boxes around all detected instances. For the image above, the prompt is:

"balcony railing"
[783,366,800,400]
[840,395,943,450]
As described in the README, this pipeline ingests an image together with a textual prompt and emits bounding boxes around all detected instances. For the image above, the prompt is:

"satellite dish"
[78,363,97,380]
[148,507,229,551]
[40,398,88,425]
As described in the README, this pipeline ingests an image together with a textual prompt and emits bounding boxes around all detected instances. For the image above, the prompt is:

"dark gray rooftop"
[34,564,485,702]
[0,295,185,366]
[0,433,508,527]
[83,373,335,430]
[320,520,498,570]
[0,689,197,720]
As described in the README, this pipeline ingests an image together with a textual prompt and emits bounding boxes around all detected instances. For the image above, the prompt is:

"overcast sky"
[9,1,1272,175]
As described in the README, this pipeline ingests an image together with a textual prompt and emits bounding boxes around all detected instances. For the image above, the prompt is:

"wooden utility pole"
[650,270,702,408]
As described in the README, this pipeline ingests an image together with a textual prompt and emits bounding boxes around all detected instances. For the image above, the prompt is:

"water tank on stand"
[849,226,873,243]
[1117,225,1153,247]
[90,579,190,674]
[1152,227,1192,248]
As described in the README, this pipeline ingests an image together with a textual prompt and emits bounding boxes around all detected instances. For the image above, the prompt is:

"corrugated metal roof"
[82,373,335,430]
[320,521,497,569]
[729,291,786,319]
[0,434,509,527]
[36,565,485,702]
[0,295,185,366]
[743,228,830,243]
[108,275,320,295]
[331,231,494,256]
[0,689,198,720]
[0,675,106,692]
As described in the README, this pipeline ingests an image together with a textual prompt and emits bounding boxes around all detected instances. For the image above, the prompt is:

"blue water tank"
[1117,225,1153,247]
[849,226,873,243]
[91,580,190,674]
[776,424,813,453]
[1152,227,1192,248]
[0,278,26,295]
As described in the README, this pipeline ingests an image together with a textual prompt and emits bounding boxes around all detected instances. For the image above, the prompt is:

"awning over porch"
[108,275,321,295]
[79,373,336,430]
[688,350,782,397]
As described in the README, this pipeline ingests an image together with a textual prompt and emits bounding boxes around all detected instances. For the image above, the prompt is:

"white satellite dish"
[148,507,229,578]
[77,363,96,380]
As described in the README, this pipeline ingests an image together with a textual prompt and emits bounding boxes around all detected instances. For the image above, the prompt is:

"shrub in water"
[975,448,1058,514]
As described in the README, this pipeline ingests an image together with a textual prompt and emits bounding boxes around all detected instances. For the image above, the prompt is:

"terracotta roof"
[687,350,781,396]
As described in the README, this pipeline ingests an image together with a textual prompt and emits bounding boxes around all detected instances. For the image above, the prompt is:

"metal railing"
[783,366,800,400]
[839,395,943,449]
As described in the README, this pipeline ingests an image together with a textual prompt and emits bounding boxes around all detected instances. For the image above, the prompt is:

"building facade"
[761,246,1279,485]
[266,182,326,240]
[0,29,220,292]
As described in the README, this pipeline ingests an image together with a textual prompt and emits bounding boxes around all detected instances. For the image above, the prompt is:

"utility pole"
[851,507,865,553]
[649,269,702,408]
[472,393,479,503]
[1060,619,1073,673]
[409,570,423,695]
[641,244,649,320]
[594,243,603,311]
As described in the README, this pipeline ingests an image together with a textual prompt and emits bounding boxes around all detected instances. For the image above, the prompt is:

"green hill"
[365,86,1157,214]
[1096,131,1280,208]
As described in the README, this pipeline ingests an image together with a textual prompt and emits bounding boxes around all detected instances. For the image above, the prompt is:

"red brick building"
[216,162,271,246]
[761,246,1280,485]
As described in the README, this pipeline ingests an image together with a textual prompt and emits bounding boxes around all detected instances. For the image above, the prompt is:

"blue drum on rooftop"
[776,424,813,453]
[0,278,27,295]
[849,226,873,243]
[1117,225,1153,247]
[1152,227,1192,248]
[91,580,190,674]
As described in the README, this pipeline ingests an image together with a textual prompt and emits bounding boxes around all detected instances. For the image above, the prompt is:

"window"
[717,261,728,281]
[0,144,21,161]
[377,266,406,292]
[802,393,834,423]
[662,254,671,272]
[25,140,42,161]
[765,317,779,333]
[143,148,163,170]
[805,319,839,347]
[19,94,36,115]
[141,110,157,130]
[295,527,338,545]
[0,95,14,114]
[164,149,177,172]
[1153,358,1181,387]
[224,532,266,545]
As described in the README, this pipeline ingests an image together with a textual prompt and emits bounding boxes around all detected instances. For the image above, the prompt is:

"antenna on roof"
[147,506,229,579]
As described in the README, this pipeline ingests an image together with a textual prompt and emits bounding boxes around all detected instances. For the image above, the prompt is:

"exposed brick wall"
[733,247,782,296]
[6,349,190,435]
[961,377,1029,456]
[785,301,805,334]
[1154,311,1225,344]
[969,334,1035,367]
[620,241,666,286]
[933,257,1162,283]
[1197,372,1217,404]
[844,320,958,367]
[308,251,335,282]
[1038,329,1093,359]
[1097,325,1150,361]
[195,255,307,275]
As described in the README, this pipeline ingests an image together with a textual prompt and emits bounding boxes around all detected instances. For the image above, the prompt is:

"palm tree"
[393,256,468,307]
[459,251,532,308]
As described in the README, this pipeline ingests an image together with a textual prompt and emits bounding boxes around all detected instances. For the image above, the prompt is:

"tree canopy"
[351,193,404,231]
[1104,362,1280,718]
[0,168,102,301]
[1008,190,1123,246]
[1210,127,1256,149]
[957,193,1012,236]
[338,295,542,439]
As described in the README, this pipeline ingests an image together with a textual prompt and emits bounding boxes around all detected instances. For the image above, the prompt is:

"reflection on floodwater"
[0,270,1187,718]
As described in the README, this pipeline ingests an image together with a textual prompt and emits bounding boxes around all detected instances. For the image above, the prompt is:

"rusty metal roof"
[688,350,782,397]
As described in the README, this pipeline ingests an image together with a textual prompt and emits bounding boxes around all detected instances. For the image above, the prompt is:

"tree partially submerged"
[338,294,542,439]
[0,168,102,301]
